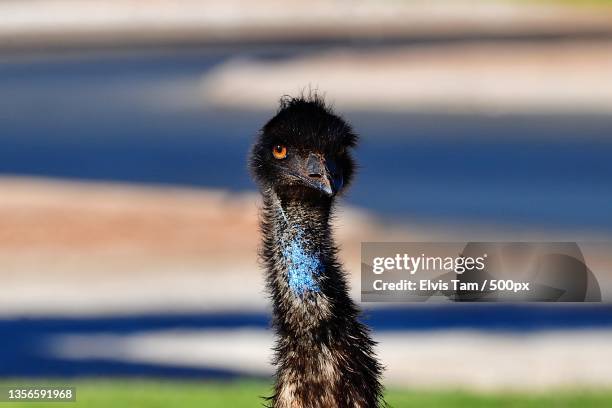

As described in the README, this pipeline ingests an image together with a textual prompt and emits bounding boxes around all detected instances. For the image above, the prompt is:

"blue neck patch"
[281,229,323,296]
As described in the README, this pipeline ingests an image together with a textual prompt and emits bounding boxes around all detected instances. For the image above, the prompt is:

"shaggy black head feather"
[251,95,357,201]
[250,95,385,408]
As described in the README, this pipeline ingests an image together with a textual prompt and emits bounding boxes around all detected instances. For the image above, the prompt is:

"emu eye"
[272,144,287,160]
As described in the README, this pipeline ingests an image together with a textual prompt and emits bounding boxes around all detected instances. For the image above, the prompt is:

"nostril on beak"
[306,153,325,178]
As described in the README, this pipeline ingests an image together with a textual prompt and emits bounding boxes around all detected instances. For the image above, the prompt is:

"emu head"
[250,95,358,201]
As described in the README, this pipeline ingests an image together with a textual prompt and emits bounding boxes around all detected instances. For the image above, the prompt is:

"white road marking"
[49,329,612,389]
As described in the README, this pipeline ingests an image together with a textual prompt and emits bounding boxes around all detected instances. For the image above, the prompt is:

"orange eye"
[272,144,287,159]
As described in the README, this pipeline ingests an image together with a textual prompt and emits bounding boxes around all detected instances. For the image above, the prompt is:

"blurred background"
[1,0,612,406]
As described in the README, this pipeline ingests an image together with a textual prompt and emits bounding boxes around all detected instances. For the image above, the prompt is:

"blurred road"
[2,0,612,391]
[3,0,612,51]
[3,306,612,389]
[1,48,611,231]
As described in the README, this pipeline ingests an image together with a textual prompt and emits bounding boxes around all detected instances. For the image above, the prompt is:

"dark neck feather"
[269,194,333,296]
[262,192,348,322]
[259,190,384,408]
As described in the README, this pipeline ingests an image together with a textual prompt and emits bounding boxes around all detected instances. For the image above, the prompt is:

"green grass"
[1,380,612,407]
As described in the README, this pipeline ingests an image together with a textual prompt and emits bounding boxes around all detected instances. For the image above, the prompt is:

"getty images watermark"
[361,242,602,302]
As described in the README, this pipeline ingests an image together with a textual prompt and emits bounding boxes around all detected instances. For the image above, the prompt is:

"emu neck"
[273,194,332,237]
[281,227,323,295]
[261,192,384,407]
[272,195,331,296]
[263,192,335,300]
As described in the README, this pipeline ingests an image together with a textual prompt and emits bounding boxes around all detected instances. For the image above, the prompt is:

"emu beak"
[305,153,343,196]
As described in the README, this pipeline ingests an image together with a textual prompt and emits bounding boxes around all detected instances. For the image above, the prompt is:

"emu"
[250,95,384,407]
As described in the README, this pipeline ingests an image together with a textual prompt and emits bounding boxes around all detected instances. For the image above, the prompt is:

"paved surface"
[3,1,612,51]
[47,329,612,389]
[3,307,612,389]
[0,178,610,387]
[0,178,611,316]
[0,178,425,315]
[202,41,612,113]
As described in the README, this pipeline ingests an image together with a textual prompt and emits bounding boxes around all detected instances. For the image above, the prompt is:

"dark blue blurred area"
[2,305,612,378]
[0,49,611,231]
[1,49,611,380]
